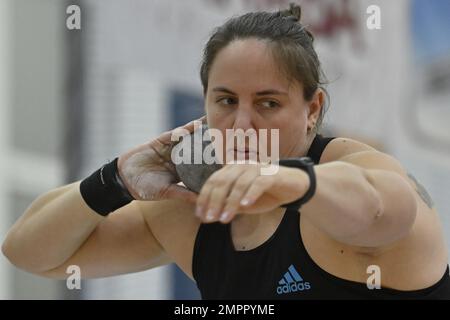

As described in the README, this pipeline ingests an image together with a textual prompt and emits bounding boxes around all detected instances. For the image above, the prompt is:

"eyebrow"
[212,87,288,96]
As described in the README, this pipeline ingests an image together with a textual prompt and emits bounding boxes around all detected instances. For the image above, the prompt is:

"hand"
[195,161,310,223]
[117,116,206,203]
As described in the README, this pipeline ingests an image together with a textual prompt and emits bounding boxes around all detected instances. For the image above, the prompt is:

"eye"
[216,97,238,106]
[260,100,280,109]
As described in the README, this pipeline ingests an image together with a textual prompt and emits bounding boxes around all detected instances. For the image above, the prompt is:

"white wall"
[0,0,12,300]
[0,0,66,299]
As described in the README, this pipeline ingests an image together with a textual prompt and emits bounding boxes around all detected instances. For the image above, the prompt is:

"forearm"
[2,181,104,272]
[301,161,385,245]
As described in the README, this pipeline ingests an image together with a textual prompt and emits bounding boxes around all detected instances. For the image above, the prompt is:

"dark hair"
[200,3,329,134]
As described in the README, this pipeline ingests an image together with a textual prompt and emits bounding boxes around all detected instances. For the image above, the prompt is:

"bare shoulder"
[136,198,200,280]
[322,136,437,212]
[321,136,439,225]
[320,136,377,164]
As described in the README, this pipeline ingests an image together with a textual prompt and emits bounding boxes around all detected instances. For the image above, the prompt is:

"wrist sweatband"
[80,157,134,216]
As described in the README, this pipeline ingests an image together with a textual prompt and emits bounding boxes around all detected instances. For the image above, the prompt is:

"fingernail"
[206,209,216,221]
[240,198,251,206]
[220,211,230,222]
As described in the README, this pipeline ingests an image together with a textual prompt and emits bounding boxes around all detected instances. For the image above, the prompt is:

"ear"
[307,88,324,130]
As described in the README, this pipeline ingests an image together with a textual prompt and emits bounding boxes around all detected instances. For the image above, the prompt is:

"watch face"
[299,157,315,165]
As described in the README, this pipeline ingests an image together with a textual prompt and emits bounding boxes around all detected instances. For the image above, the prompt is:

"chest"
[230,213,373,283]
[230,211,285,251]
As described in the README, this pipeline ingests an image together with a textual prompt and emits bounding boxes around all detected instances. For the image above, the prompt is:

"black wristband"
[80,157,134,216]
[279,157,316,212]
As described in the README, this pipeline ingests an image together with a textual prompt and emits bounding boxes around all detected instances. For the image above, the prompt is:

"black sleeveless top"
[192,134,450,299]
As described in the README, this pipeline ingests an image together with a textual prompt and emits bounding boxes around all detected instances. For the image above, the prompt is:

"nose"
[232,102,255,132]
[228,103,259,152]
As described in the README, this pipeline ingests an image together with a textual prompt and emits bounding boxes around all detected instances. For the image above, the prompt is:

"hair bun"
[280,3,302,23]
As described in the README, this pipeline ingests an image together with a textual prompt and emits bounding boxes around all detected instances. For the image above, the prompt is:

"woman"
[3,4,450,299]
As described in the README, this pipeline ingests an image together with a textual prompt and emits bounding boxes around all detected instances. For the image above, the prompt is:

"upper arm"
[137,199,200,280]
[40,201,172,279]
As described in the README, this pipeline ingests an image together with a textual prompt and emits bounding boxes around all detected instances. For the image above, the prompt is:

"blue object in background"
[169,88,204,300]
[412,0,450,64]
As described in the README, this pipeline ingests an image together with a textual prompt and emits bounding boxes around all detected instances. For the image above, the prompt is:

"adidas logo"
[276,264,311,295]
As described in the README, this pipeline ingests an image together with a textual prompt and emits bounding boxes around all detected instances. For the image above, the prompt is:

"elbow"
[2,231,26,271]
[2,229,51,274]
[362,171,418,246]
[3,237,67,279]
[371,171,417,226]
[2,232,24,270]
[1,236,12,263]
[352,167,385,229]
[2,228,19,264]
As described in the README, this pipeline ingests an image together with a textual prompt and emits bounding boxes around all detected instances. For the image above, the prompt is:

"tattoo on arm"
[407,173,434,209]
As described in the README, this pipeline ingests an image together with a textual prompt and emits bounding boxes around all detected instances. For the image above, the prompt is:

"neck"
[289,133,316,158]
[304,133,316,155]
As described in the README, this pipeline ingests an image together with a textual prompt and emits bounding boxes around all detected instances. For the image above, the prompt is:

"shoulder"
[320,136,425,200]
[136,197,200,279]
[320,136,377,164]
[320,136,418,200]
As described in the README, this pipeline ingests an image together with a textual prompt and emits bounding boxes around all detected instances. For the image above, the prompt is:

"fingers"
[241,175,273,207]
[179,116,206,135]
[217,169,260,223]
[196,164,262,224]
[156,116,206,146]
[196,165,240,222]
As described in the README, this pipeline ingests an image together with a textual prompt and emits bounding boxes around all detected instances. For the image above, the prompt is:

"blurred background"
[0,0,449,299]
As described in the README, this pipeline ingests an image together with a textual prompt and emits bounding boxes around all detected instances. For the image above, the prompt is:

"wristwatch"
[278,157,316,212]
